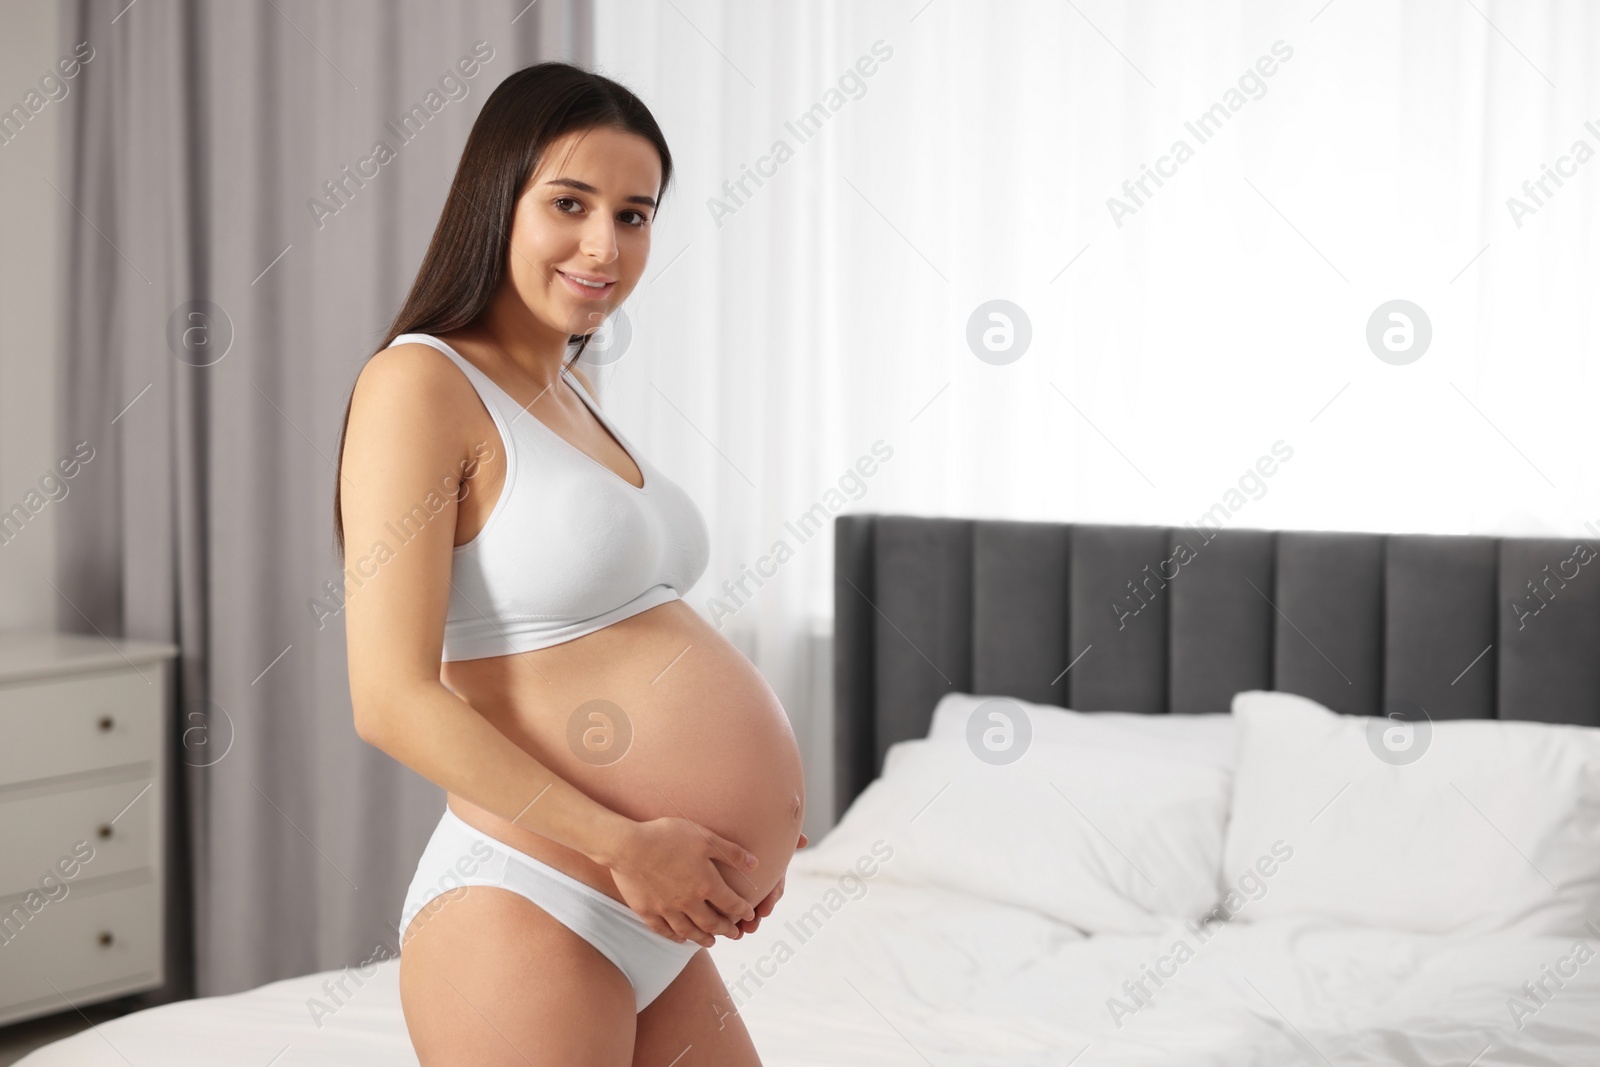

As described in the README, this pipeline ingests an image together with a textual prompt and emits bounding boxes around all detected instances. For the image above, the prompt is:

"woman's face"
[506,126,661,342]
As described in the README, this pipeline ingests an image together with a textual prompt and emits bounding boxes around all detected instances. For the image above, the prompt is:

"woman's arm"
[340,344,757,941]
[354,677,634,862]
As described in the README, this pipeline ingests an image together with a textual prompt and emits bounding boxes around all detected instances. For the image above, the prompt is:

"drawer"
[0,880,162,1018]
[0,781,156,899]
[0,669,162,784]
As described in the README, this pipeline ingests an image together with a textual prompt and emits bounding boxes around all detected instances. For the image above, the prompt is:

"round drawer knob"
[97,715,114,732]
[97,824,113,840]
[98,931,114,947]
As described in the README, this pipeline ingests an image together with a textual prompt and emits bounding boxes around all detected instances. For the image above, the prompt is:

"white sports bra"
[389,333,711,662]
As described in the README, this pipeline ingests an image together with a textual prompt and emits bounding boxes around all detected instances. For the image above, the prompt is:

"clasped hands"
[732,831,806,938]
[607,820,808,948]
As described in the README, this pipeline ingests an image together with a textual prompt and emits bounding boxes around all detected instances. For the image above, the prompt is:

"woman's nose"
[580,221,619,263]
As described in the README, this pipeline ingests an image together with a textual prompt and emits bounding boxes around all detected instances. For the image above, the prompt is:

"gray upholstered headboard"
[832,513,1600,817]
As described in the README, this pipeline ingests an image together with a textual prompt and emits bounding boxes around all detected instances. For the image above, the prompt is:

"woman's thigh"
[633,949,762,1067]
[399,884,637,1066]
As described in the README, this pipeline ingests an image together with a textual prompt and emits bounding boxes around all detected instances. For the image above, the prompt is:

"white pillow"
[1223,689,1600,936]
[925,692,1238,771]
[790,733,1232,935]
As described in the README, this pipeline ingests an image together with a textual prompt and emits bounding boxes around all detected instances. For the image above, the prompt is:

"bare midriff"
[439,598,806,917]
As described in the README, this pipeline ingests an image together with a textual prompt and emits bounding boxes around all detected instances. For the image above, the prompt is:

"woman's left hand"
[735,832,806,936]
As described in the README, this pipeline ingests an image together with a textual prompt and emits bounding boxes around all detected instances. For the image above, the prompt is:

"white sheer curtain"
[589,0,1599,823]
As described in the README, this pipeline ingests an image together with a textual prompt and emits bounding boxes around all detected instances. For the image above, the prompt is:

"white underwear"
[398,805,700,1012]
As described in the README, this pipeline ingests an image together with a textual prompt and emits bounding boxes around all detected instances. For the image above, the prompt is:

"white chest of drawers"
[0,632,178,1027]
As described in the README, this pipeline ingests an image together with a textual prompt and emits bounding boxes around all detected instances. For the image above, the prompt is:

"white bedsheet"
[19,874,1600,1066]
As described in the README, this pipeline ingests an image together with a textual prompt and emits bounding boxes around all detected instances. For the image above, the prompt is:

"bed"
[19,514,1600,1065]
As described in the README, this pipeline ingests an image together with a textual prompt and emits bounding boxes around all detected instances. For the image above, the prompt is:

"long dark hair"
[332,61,672,560]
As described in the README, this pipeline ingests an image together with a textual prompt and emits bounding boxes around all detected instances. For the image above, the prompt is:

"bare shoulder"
[354,340,475,411]
[342,340,480,507]
[347,340,490,452]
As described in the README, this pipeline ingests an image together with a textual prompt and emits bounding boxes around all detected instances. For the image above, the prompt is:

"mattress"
[17,873,1599,1066]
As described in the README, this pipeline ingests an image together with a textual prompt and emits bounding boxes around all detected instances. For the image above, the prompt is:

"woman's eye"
[554,198,649,228]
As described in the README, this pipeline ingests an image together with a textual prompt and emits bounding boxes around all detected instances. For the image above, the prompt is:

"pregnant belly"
[440,598,806,915]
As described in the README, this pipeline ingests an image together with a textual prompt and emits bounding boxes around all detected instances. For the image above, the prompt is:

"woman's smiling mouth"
[558,270,616,297]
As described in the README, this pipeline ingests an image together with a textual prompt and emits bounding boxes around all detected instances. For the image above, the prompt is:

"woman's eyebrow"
[543,177,657,209]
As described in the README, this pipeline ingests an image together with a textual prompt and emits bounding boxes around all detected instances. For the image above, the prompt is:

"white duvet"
[20,873,1600,1066]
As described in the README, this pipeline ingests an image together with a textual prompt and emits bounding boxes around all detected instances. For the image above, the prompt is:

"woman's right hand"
[607,816,760,947]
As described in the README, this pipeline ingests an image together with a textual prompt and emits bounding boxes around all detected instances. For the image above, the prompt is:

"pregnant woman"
[334,63,805,1064]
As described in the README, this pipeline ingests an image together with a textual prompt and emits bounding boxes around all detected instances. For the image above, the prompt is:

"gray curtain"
[58,0,592,1000]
